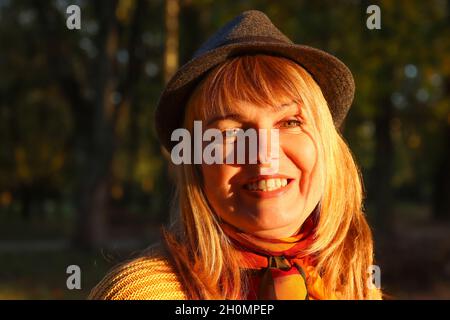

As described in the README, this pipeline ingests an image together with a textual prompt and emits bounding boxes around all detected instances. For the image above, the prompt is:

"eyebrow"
[206,114,242,126]
[206,101,301,127]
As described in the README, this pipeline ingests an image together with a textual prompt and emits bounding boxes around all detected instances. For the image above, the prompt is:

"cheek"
[201,164,237,200]
[280,133,317,172]
[282,132,324,213]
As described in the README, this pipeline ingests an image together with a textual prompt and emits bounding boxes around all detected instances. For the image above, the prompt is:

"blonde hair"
[161,54,382,299]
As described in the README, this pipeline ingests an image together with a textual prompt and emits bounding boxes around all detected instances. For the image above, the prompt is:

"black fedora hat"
[155,10,355,151]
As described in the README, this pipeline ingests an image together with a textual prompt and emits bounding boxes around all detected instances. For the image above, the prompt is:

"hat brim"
[155,42,354,151]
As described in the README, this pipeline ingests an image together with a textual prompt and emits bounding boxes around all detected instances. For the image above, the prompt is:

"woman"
[89,10,382,300]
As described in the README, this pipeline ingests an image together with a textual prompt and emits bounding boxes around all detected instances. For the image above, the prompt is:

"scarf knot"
[268,255,292,270]
[255,255,309,299]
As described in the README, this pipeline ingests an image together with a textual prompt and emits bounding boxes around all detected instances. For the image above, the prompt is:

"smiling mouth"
[244,178,293,192]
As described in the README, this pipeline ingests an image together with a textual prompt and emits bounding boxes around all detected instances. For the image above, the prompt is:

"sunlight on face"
[200,100,324,239]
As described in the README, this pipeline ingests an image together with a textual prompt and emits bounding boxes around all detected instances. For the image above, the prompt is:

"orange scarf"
[220,216,332,300]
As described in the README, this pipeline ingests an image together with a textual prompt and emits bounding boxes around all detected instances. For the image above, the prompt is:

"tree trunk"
[164,0,180,83]
[73,1,119,249]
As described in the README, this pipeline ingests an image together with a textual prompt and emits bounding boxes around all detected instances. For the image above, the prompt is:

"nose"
[256,128,280,173]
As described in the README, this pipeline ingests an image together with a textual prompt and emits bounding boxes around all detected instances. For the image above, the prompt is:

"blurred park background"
[0,0,449,299]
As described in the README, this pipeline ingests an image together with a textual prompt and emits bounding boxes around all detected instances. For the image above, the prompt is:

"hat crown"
[155,10,355,151]
[193,10,293,59]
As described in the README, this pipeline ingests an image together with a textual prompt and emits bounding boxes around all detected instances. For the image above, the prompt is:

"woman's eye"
[224,128,240,136]
[223,128,241,143]
[280,119,303,128]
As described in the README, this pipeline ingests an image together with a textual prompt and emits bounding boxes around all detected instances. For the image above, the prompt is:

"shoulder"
[88,250,187,300]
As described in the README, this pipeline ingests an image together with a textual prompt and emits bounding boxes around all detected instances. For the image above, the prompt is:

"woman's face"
[200,100,323,239]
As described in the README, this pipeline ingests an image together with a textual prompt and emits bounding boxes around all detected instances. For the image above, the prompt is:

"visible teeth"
[246,178,289,191]
[275,179,281,188]
[258,180,266,190]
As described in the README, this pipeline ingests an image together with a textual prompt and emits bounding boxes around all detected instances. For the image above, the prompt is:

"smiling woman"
[89,10,382,300]
[188,55,324,241]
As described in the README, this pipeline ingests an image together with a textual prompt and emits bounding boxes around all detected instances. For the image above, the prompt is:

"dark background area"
[0,0,449,299]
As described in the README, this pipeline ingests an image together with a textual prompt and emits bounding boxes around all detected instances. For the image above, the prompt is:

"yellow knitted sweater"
[89,254,187,300]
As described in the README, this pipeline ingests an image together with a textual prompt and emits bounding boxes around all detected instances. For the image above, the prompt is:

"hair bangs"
[188,55,306,124]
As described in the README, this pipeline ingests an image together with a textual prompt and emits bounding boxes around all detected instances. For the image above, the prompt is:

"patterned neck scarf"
[220,215,331,300]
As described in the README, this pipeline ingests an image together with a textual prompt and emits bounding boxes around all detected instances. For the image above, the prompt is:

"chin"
[242,209,300,233]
